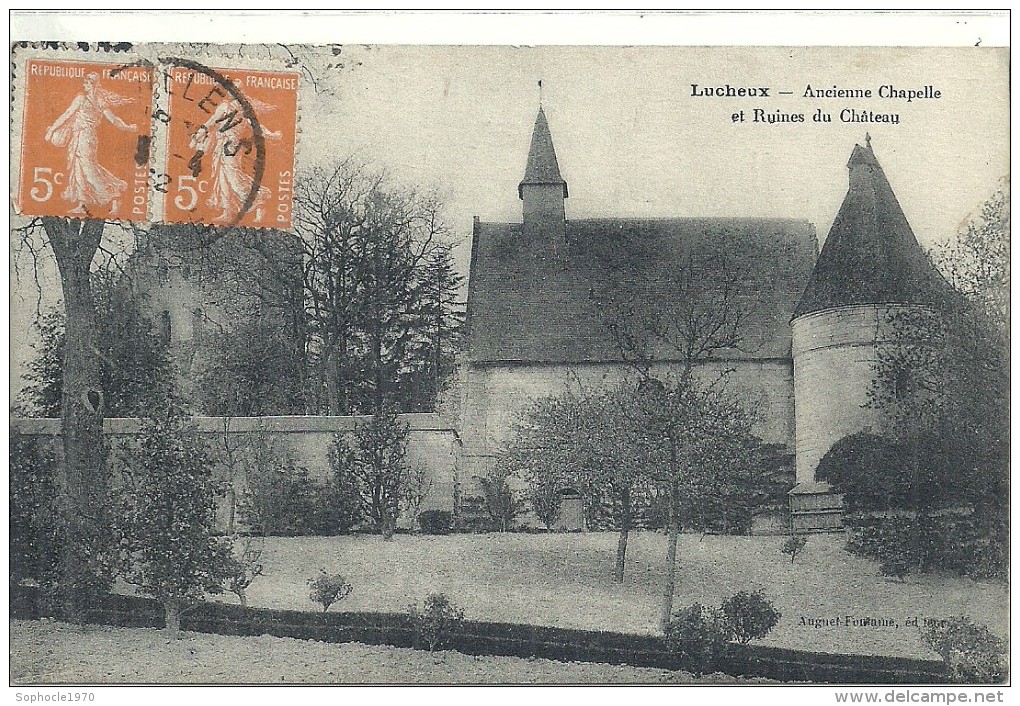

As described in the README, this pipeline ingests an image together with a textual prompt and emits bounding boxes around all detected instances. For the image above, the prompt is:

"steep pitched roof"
[518,107,568,199]
[467,217,817,363]
[794,140,948,318]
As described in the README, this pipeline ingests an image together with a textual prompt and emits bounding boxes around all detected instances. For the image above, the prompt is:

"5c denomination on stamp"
[163,65,299,229]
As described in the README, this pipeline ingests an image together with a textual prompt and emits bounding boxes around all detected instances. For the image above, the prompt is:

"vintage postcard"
[8,12,1010,697]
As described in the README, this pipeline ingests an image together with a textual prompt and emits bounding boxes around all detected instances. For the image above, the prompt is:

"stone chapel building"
[459,108,946,530]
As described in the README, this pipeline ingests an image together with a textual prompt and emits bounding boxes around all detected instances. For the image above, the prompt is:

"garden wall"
[457,359,796,481]
[11,414,460,532]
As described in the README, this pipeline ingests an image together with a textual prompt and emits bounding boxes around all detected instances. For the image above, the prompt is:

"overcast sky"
[303,45,1008,257]
[9,40,1010,400]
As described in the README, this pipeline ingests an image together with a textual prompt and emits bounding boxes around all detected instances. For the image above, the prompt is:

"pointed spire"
[847,132,879,169]
[794,138,948,317]
[518,106,568,199]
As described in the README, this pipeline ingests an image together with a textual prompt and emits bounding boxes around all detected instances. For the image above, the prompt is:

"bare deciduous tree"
[930,177,1009,332]
[590,241,771,630]
[501,385,650,582]
[294,159,463,415]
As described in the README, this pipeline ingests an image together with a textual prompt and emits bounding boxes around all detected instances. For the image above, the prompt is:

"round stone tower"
[789,136,947,530]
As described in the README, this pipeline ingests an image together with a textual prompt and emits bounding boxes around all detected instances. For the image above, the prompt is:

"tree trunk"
[452,460,462,525]
[44,217,108,625]
[660,477,681,632]
[222,426,237,535]
[381,514,395,541]
[226,482,236,535]
[164,600,182,638]
[239,591,248,609]
[324,347,341,415]
[614,486,631,584]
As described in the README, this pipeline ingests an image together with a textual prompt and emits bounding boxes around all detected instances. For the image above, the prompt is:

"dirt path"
[10,620,769,685]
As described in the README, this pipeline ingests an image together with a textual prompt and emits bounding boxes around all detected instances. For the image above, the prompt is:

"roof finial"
[538,79,543,107]
[865,132,872,149]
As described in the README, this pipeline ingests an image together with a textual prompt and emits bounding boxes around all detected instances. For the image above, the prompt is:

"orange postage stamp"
[163,65,299,229]
[16,59,153,221]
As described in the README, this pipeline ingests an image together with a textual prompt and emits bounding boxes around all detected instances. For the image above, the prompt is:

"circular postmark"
[155,57,269,230]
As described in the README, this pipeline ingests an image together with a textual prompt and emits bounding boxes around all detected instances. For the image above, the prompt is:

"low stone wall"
[11,414,461,532]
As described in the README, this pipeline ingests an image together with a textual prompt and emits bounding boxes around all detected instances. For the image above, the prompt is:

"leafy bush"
[683,443,795,537]
[115,399,236,637]
[240,465,346,536]
[920,617,1008,683]
[323,469,365,536]
[879,556,911,582]
[475,469,526,532]
[417,510,452,535]
[721,590,781,645]
[456,495,494,533]
[816,433,910,512]
[401,466,432,531]
[528,478,562,531]
[582,483,622,532]
[307,569,353,613]
[845,512,1006,581]
[662,603,733,675]
[9,431,60,590]
[634,485,669,531]
[408,593,465,652]
[780,536,807,563]
[329,412,413,540]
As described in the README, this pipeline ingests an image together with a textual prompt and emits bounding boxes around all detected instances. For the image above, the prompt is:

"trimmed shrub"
[816,433,910,512]
[721,591,781,645]
[780,536,807,563]
[920,617,1008,683]
[663,603,733,676]
[307,570,353,613]
[417,510,452,535]
[409,593,465,652]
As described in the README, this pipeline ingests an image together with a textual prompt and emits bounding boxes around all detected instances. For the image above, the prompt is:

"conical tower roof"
[794,137,948,318]
[518,107,568,199]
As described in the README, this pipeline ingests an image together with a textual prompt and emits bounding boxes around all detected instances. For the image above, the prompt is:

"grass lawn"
[205,531,1007,661]
[10,620,765,684]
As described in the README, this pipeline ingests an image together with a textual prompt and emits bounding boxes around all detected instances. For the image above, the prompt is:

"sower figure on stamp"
[44,71,137,216]
[190,95,280,223]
